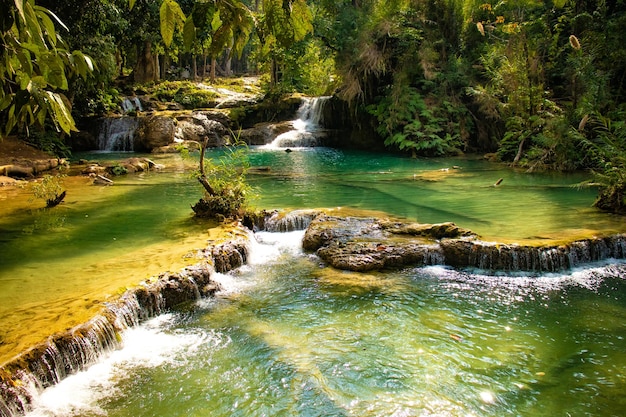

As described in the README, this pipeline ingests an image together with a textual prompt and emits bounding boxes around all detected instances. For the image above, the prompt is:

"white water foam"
[262,97,328,149]
[419,260,626,293]
[24,230,305,416]
[24,314,216,417]
[248,230,305,264]
[208,230,306,296]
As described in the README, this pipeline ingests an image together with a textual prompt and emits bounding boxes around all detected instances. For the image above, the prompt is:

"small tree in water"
[190,134,253,220]
[31,174,67,208]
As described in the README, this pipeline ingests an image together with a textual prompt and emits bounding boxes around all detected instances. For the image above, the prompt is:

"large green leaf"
[160,0,186,48]
[44,91,76,134]
[34,7,57,46]
[71,50,95,80]
[183,16,196,52]
[39,53,68,90]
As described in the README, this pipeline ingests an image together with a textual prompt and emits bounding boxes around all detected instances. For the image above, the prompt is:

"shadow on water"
[0,180,204,272]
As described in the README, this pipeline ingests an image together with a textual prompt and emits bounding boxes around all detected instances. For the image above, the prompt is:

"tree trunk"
[512,135,527,166]
[46,190,66,208]
[161,54,169,79]
[210,57,217,83]
[134,41,156,83]
[224,48,232,76]
[116,48,124,77]
[197,137,216,196]
[154,53,160,81]
[271,58,279,86]
[202,52,208,79]
[193,54,198,80]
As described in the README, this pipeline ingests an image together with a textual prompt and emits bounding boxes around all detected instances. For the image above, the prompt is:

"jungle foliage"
[2,0,626,211]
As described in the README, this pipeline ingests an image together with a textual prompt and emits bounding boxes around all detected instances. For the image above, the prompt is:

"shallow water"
[24,231,626,417]
[246,148,620,242]
[0,155,211,363]
[0,147,623,366]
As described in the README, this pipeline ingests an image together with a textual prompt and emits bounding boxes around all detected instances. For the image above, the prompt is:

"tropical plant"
[579,112,626,213]
[0,0,93,136]
[190,134,253,220]
[368,87,464,156]
[254,0,313,86]
[31,173,66,207]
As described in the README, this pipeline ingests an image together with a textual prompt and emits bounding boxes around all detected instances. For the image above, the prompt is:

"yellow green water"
[0,159,213,364]
[1,148,625,367]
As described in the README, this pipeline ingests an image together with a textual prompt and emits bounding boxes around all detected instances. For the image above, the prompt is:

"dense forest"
[1,0,626,211]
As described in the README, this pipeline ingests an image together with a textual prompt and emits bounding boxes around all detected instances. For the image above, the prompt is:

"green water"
[26,233,626,416]
[246,148,620,241]
[0,154,211,362]
[0,147,623,363]
[3,147,625,416]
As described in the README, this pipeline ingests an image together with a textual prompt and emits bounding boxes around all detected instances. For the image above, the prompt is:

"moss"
[149,81,218,109]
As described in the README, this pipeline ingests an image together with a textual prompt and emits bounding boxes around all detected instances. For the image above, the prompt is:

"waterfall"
[441,234,626,272]
[121,97,142,113]
[97,117,138,152]
[0,262,223,417]
[265,97,330,148]
[263,210,321,232]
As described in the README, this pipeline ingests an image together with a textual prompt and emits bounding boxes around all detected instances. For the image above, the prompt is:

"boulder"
[174,112,230,146]
[210,238,250,273]
[301,213,626,272]
[302,215,468,271]
[134,115,175,151]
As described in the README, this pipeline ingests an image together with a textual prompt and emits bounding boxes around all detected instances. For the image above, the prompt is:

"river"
[1,147,625,416]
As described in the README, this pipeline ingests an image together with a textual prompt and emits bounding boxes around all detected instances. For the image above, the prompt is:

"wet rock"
[211,239,249,273]
[440,235,626,271]
[301,213,626,272]
[0,158,66,179]
[134,115,175,151]
[317,240,443,272]
[174,112,230,145]
[303,215,462,271]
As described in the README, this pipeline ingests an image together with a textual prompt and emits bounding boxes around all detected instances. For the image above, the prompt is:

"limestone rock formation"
[134,115,175,151]
[301,213,626,272]
[302,215,473,272]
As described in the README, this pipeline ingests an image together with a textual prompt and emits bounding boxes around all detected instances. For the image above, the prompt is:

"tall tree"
[185,0,253,82]
[254,0,313,86]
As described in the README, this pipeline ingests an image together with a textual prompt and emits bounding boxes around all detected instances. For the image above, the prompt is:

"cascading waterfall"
[441,234,626,272]
[97,117,139,152]
[9,229,626,417]
[0,259,226,417]
[264,97,330,148]
[262,209,320,232]
[121,97,142,114]
[0,226,293,417]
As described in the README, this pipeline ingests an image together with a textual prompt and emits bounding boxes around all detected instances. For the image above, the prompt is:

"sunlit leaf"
[44,91,77,134]
[14,0,25,23]
[183,16,196,52]
[160,0,186,48]
[36,6,68,32]
[35,8,57,46]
